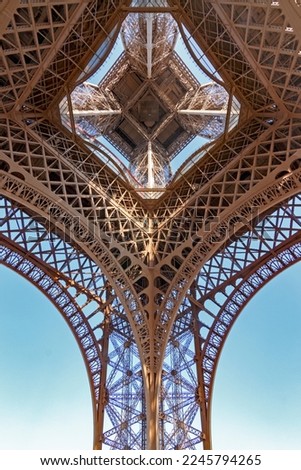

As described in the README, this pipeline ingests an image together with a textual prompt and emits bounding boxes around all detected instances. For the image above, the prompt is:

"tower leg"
[191,282,212,450]
[145,371,160,449]
[93,283,112,450]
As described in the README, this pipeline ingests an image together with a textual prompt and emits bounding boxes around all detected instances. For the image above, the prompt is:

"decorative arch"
[0,240,102,446]
[162,190,301,449]
[203,238,301,445]
[0,166,148,357]
[0,195,144,449]
[158,164,301,372]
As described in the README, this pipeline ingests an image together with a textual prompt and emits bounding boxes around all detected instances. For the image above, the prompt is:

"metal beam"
[71,109,121,116]
[121,6,178,13]
[147,141,154,189]
[12,1,90,111]
[211,2,288,114]
[178,109,236,116]
[278,1,301,46]
[146,14,153,79]
[0,0,20,34]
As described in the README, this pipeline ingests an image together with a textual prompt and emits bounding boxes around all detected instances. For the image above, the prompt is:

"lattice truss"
[130,142,172,188]
[178,0,301,113]
[61,83,121,138]
[1,0,301,450]
[0,195,145,450]
[158,190,301,449]
[177,84,230,139]
[0,1,131,113]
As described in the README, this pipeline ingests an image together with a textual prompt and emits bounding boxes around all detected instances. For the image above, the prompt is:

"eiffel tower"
[1,0,301,450]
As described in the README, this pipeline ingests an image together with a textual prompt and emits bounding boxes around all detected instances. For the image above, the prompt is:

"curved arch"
[203,238,301,446]
[0,170,149,366]
[0,195,145,449]
[162,239,301,450]
[0,165,155,447]
[0,240,102,447]
[210,261,301,449]
[161,190,301,449]
[158,161,301,374]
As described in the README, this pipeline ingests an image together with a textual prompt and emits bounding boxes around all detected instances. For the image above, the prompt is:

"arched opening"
[212,262,301,449]
[0,265,93,449]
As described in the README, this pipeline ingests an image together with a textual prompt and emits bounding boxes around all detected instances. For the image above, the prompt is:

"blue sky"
[212,261,301,449]
[0,266,92,449]
[1,261,301,449]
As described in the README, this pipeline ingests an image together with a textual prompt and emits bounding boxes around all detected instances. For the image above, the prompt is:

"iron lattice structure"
[1,0,301,450]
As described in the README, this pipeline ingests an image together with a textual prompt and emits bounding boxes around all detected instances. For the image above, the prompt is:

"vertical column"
[144,370,161,449]
[190,281,212,449]
[147,141,155,188]
[93,281,112,449]
[146,13,153,79]
[144,231,160,449]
